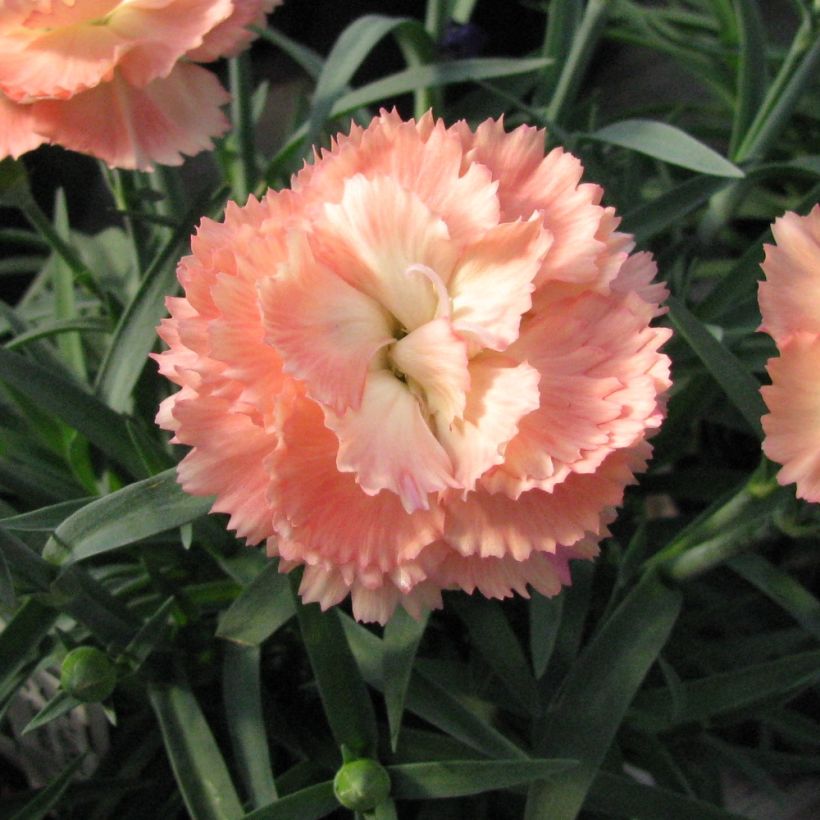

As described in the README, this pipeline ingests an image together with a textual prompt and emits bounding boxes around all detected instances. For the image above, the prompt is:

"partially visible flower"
[0,0,282,170]
[155,110,672,623]
[758,204,820,501]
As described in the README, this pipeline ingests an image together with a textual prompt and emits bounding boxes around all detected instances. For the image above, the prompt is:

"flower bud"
[60,647,117,703]
[333,758,391,812]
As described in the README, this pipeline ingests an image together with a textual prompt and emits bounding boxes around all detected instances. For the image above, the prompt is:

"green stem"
[546,0,612,125]
[229,52,256,203]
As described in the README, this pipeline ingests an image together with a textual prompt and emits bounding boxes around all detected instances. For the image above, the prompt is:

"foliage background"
[1,1,819,818]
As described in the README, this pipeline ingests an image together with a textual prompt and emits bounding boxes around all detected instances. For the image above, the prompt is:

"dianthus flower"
[155,111,672,623]
[0,0,281,169]
[758,204,820,501]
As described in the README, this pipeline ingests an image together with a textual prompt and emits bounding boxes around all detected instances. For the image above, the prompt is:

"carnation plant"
[1,1,819,818]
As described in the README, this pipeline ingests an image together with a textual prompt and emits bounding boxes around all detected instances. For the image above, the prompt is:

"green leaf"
[294,588,378,758]
[590,120,744,177]
[667,296,765,439]
[243,782,336,820]
[452,596,538,714]
[632,648,820,732]
[0,498,93,531]
[222,644,277,808]
[383,608,428,752]
[729,0,768,158]
[0,347,144,477]
[45,468,212,564]
[530,593,563,680]
[525,573,682,820]
[388,759,577,800]
[728,553,820,641]
[94,185,227,413]
[217,559,294,645]
[340,614,528,761]
[149,681,244,820]
[9,755,86,820]
[621,175,730,244]
[586,771,750,820]
[308,15,428,146]
[4,318,109,352]
[22,690,83,735]
[0,598,57,704]
[253,26,323,80]
[333,57,550,115]
[0,542,13,607]
[1,526,57,595]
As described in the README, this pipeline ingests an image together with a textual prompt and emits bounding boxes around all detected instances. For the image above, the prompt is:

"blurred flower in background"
[0,0,282,170]
[155,109,672,623]
[759,205,820,501]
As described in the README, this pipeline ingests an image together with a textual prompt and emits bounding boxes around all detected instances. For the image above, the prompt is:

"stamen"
[404,263,450,320]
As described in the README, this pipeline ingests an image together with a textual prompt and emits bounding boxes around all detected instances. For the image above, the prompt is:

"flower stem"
[229,52,257,203]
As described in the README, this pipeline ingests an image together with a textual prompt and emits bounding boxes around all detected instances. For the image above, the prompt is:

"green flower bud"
[333,758,391,812]
[60,647,117,703]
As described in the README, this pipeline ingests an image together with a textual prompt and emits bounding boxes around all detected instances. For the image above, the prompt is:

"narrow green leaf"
[729,0,768,158]
[0,347,144,477]
[0,527,56,591]
[217,559,294,645]
[591,120,744,177]
[222,644,277,808]
[621,175,729,243]
[530,592,563,680]
[94,185,227,413]
[333,57,550,116]
[667,296,765,438]
[586,771,750,820]
[308,15,429,144]
[45,468,212,564]
[728,553,820,641]
[295,588,378,757]
[149,681,244,820]
[525,573,682,819]
[9,755,86,820]
[50,566,141,650]
[0,542,13,606]
[253,26,323,79]
[22,690,83,735]
[118,596,175,670]
[452,596,538,714]
[632,648,820,732]
[341,613,527,761]
[243,782,336,820]
[0,598,57,704]
[4,318,109,351]
[383,608,428,751]
[0,498,93,531]
[389,759,576,800]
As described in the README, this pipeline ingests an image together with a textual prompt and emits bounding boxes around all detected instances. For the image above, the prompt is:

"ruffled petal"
[449,216,551,350]
[326,370,456,513]
[33,63,229,170]
[389,317,470,422]
[187,0,283,62]
[0,92,46,158]
[762,332,820,502]
[313,173,458,331]
[758,205,820,343]
[258,232,394,414]
[436,353,540,493]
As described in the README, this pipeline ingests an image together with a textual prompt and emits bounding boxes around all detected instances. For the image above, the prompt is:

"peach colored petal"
[327,370,457,513]
[188,0,282,62]
[389,317,470,423]
[268,395,443,574]
[0,92,46,158]
[762,332,820,502]
[33,63,229,170]
[295,109,501,247]
[449,217,551,350]
[758,205,820,343]
[258,233,394,414]
[170,395,278,545]
[314,174,457,332]
[436,353,540,493]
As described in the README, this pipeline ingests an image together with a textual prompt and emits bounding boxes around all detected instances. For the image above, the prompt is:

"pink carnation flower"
[0,0,281,169]
[758,205,820,501]
[155,111,672,623]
